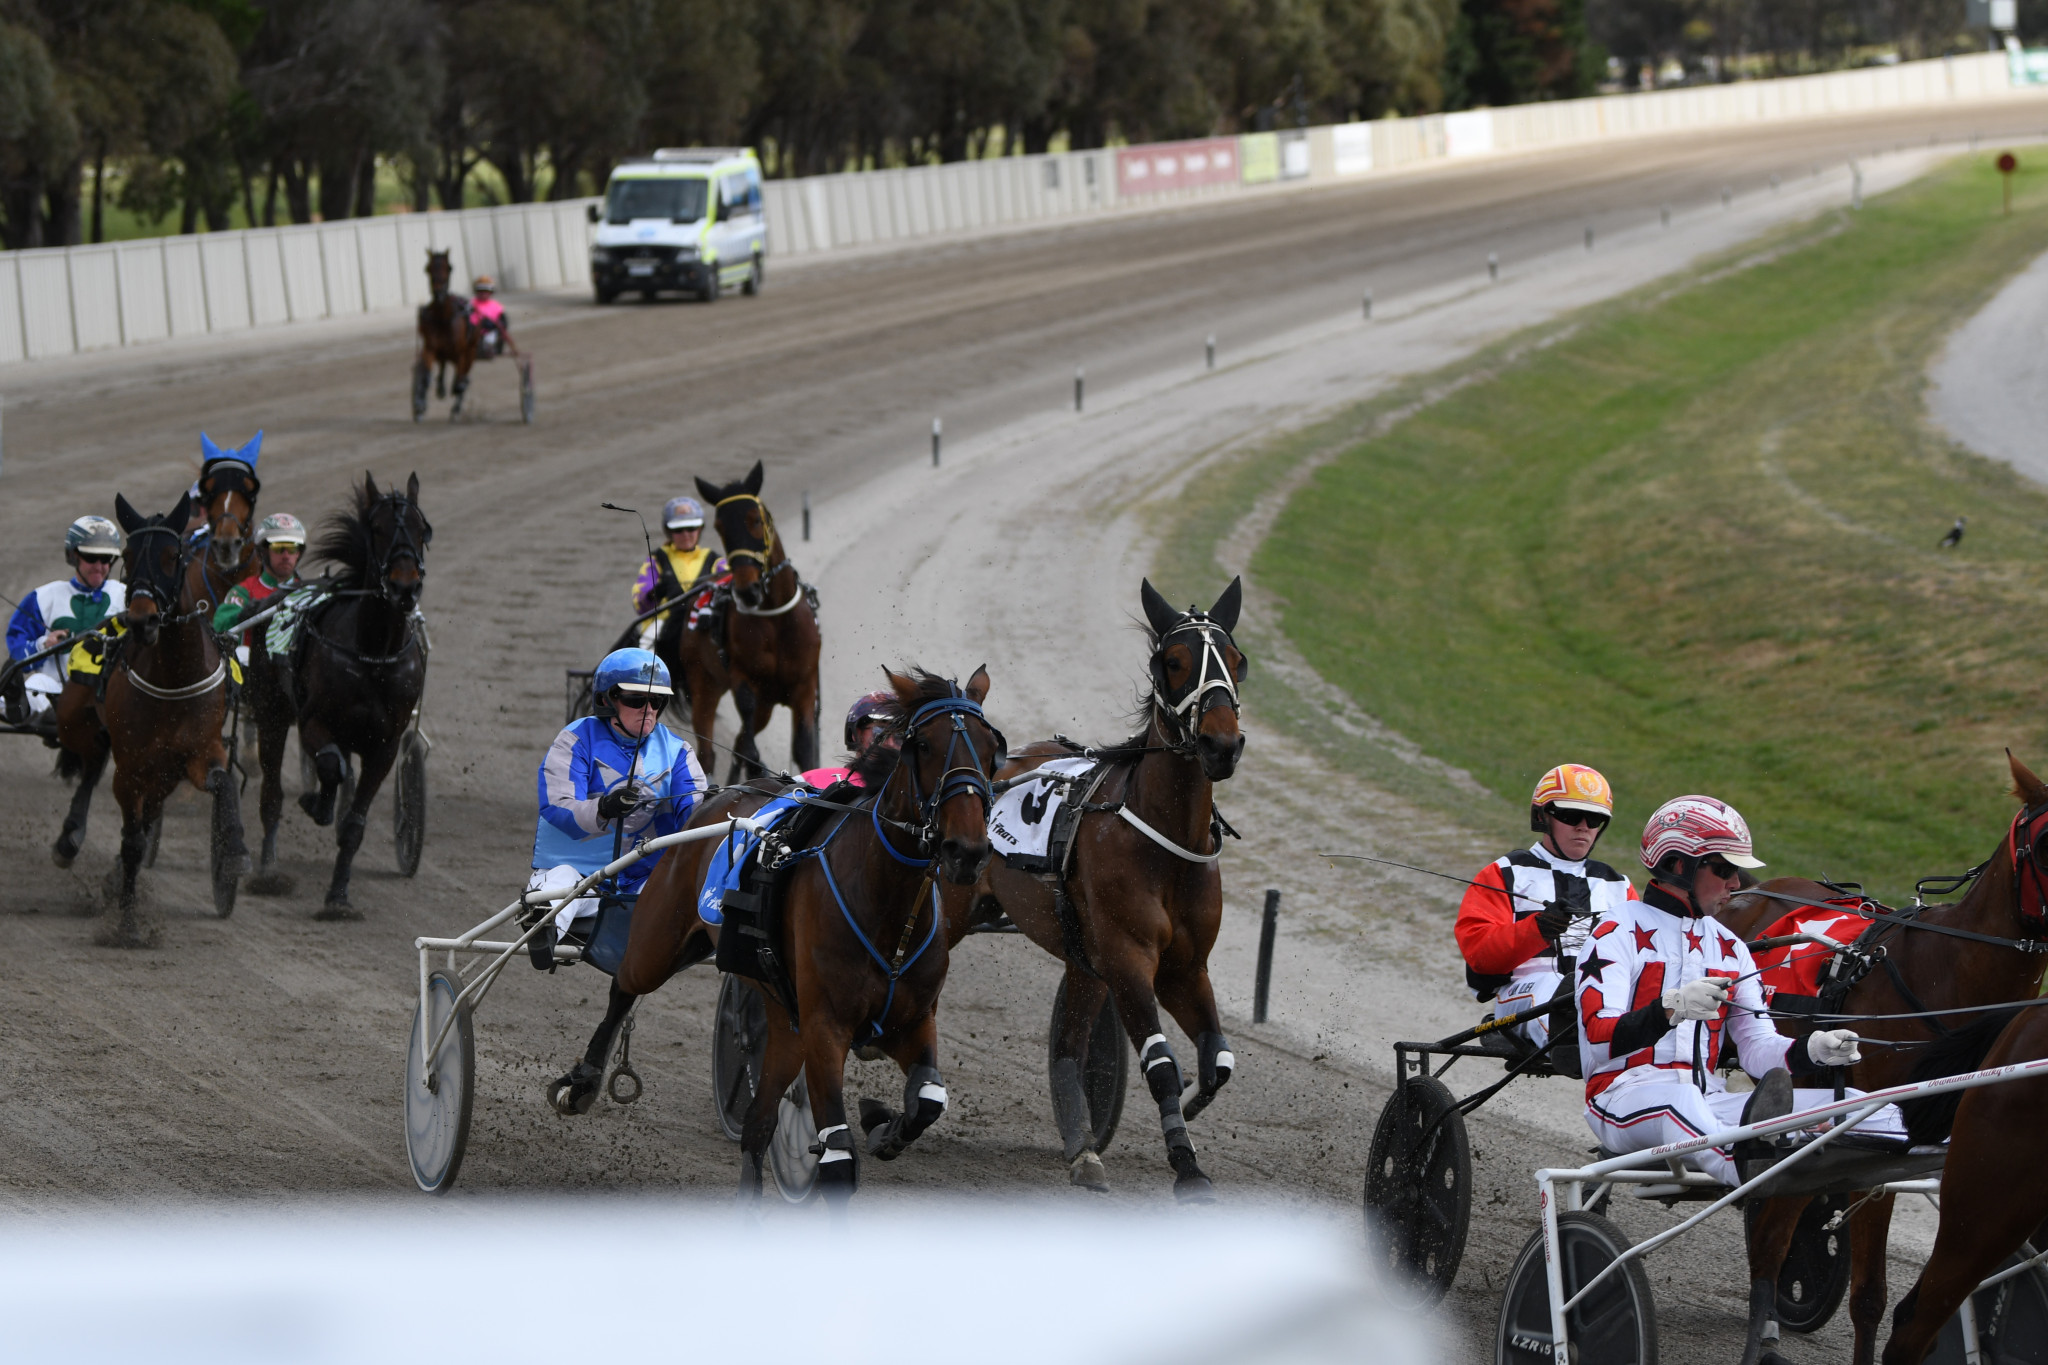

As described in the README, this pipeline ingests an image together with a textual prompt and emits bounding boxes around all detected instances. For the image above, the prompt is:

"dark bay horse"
[1717,751,2048,1365]
[53,492,248,942]
[186,433,262,609]
[288,474,432,915]
[574,667,999,1207]
[967,578,1247,1201]
[414,249,477,422]
[691,463,821,780]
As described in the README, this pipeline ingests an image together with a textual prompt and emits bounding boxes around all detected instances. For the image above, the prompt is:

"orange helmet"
[1529,763,1614,832]
[472,275,496,294]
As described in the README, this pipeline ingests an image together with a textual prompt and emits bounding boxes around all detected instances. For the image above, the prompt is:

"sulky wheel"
[1776,1193,1852,1335]
[1497,1211,1659,1365]
[1047,979,1129,1152]
[392,731,428,876]
[404,968,475,1195]
[711,974,766,1142]
[1925,1248,2048,1365]
[1363,1073,1473,1306]
[766,1067,856,1203]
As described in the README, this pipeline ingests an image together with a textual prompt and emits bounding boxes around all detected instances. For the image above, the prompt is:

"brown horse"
[967,578,1246,1201]
[690,462,821,780]
[1717,752,2048,1365]
[567,667,998,1206]
[414,249,477,422]
[1880,1006,2048,1364]
[186,438,262,609]
[54,492,249,942]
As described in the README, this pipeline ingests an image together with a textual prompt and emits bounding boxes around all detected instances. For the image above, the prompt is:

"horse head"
[885,665,1000,885]
[425,248,452,302]
[696,461,780,609]
[359,472,433,611]
[1140,577,1248,782]
[114,490,196,648]
[197,430,263,573]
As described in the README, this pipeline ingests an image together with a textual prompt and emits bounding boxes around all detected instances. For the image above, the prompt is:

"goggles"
[611,690,670,713]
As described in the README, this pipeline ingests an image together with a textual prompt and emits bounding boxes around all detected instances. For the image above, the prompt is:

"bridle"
[871,692,1004,869]
[201,464,260,576]
[714,493,801,614]
[1150,610,1247,754]
[124,523,210,627]
[368,491,433,605]
[2006,800,2048,935]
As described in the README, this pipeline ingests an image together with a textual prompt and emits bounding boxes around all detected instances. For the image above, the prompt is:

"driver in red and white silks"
[1456,763,1636,1048]
[1577,794,1904,1183]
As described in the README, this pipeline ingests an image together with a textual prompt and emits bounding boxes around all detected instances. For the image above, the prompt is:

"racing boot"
[1735,1067,1795,1182]
[1,671,28,727]
[529,922,558,972]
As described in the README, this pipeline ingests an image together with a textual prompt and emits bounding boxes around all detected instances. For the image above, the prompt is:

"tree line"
[0,0,2020,250]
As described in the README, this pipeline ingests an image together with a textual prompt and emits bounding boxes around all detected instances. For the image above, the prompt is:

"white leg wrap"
[1214,1051,1235,1072]
[1141,1033,1173,1069]
[816,1122,853,1163]
[917,1083,948,1107]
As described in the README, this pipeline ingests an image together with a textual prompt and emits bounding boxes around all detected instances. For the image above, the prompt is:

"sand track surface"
[5,103,2041,1360]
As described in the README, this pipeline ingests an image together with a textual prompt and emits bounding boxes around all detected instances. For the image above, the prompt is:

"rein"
[1735,883,2048,956]
[118,521,224,696]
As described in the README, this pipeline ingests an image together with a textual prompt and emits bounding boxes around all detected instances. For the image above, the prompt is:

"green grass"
[1158,155,2048,899]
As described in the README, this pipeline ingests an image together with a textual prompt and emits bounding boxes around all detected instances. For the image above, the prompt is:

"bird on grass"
[1938,516,1966,549]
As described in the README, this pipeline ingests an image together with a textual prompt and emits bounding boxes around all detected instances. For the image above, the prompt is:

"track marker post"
[1722,186,1732,209]
[801,490,811,541]
[1362,289,1372,320]
[1074,366,1084,412]
[931,417,942,467]
[1487,252,1499,283]
[1206,334,1216,369]
[1660,205,1670,228]
[1583,225,1594,251]
[1998,152,2019,216]
[1770,173,1780,192]
[1850,161,1863,211]
[1253,889,1280,1023]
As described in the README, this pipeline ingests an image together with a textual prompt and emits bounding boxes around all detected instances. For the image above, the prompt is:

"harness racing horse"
[52,492,249,942]
[289,474,432,916]
[968,578,1247,1201]
[571,668,998,1207]
[690,462,821,781]
[1717,752,2048,1365]
[186,447,261,609]
[414,249,477,422]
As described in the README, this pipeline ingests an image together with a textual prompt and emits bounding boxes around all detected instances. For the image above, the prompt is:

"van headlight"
[675,245,698,260]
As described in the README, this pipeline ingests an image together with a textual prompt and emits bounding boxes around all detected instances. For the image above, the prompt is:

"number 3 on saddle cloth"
[701,791,824,1017]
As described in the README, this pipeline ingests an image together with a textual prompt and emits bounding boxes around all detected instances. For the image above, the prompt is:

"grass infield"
[1158,153,2048,899]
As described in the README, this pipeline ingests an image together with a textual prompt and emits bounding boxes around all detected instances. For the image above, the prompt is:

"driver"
[213,512,306,641]
[1456,764,1635,1052]
[5,516,128,729]
[632,496,724,649]
[468,277,518,358]
[527,648,707,969]
[1577,795,1899,1184]
[800,690,903,788]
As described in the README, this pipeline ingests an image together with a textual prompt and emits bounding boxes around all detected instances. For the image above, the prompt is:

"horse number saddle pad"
[987,757,1095,871]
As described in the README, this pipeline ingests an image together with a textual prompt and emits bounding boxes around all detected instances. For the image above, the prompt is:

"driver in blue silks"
[527,647,707,968]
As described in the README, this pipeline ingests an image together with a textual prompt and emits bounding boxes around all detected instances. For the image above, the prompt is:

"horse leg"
[725,683,763,783]
[802,1019,859,1213]
[789,676,819,773]
[319,737,397,916]
[1104,939,1213,1202]
[1740,1198,1808,1365]
[248,703,294,894]
[690,674,721,770]
[1157,962,1233,1123]
[297,721,345,827]
[199,757,250,878]
[857,1014,948,1162]
[550,979,637,1116]
[1845,1192,1895,1365]
[435,360,447,400]
[738,1009,804,1203]
[1050,963,1113,1190]
[53,746,109,870]
[101,769,157,948]
[449,360,471,419]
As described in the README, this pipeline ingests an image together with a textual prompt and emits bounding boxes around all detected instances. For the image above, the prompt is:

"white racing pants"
[1495,969,1568,1048]
[1587,1079,1910,1185]
[527,864,600,937]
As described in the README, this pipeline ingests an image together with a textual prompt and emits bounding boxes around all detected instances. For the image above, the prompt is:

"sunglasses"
[1549,808,1609,830]
[1700,858,1742,879]
[77,553,116,566]
[612,692,669,713]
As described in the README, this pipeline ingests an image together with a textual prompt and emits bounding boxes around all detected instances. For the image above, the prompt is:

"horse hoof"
[246,869,296,896]
[297,792,334,826]
[1069,1152,1110,1192]
[550,1063,603,1116]
[94,919,160,950]
[1173,1173,1217,1205]
[51,843,76,870]
[314,901,363,922]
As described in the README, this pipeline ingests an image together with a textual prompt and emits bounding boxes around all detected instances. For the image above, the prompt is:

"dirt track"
[5,103,2045,1360]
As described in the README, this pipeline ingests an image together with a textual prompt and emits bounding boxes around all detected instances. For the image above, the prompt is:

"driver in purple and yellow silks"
[632,496,725,649]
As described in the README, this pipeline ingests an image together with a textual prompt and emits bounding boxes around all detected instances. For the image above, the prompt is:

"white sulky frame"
[1529,1053,2048,1364]
[410,816,767,1085]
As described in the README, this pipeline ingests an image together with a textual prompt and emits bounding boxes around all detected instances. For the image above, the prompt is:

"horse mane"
[310,479,379,588]
[1896,1006,2025,1144]
[1085,619,1164,760]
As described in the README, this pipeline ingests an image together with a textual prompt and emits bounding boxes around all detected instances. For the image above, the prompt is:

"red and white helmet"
[1640,795,1765,872]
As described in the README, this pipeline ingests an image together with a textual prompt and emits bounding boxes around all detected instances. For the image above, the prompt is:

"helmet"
[663,496,705,531]
[593,647,673,699]
[65,515,122,562]
[843,690,896,749]
[1530,762,1614,831]
[254,512,307,549]
[472,275,496,294]
[1640,795,1765,873]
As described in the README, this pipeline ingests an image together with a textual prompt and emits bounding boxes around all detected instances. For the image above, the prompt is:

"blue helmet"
[593,648,673,699]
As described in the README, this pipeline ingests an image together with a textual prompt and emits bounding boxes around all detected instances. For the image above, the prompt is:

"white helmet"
[1640,794,1765,872]
[65,515,122,561]
[254,512,307,548]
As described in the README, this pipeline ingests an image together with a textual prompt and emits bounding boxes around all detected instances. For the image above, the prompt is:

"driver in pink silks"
[1576,794,1905,1186]
[798,691,900,789]
[468,276,518,359]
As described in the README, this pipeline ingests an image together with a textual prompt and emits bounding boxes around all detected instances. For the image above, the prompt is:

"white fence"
[1,49,2034,366]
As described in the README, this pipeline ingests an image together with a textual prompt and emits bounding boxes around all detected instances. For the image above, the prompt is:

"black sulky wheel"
[405,968,475,1195]
[767,1066,857,1203]
[1925,1248,2048,1365]
[1047,979,1129,1152]
[1363,1074,1472,1306]
[210,793,240,919]
[392,731,428,876]
[1776,1193,1852,1335]
[1497,1211,1659,1365]
[711,973,766,1142]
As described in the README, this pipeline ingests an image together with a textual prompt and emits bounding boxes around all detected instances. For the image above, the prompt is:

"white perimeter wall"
[0,50,2032,365]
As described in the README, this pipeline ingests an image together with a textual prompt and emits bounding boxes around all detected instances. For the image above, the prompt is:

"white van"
[587,148,766,304]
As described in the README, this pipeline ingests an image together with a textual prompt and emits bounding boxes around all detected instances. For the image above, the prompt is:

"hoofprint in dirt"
[0,126,1994,1359]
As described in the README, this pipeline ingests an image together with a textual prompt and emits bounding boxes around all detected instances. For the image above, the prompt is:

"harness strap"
[816,852,941,1042]
[1737,886,2048,954]
[125,656,227,701]
[1117,805,1223,863]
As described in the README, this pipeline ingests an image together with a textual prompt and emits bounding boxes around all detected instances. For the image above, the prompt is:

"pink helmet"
[1640,795,1765,872]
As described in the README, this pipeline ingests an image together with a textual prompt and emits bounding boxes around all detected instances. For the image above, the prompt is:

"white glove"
[1662,977,1731,1022]
[1806,1029,1862,1068]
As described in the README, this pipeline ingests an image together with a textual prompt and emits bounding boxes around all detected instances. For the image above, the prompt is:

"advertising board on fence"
[1117,138,1240,196]
[1333,123,1375,175]
[1444,110,1497,157]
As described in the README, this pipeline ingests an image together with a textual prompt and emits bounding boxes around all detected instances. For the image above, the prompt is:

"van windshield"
[606,178,706,225]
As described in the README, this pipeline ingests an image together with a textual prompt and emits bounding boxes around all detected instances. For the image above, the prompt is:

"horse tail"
[1897,1006,2025,1144]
